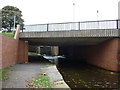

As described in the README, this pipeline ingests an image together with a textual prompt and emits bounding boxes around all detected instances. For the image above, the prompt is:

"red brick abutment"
[59,38,120,72]
[0,25,28,69]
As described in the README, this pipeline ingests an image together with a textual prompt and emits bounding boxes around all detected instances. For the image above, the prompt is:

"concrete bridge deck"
[20,29,119,46]
[20,20,120,46]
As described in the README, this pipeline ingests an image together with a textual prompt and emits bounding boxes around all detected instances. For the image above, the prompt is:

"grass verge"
[32,53,41,56]
[0,32,14,38]
[27,74,53,89]
[34,75,51,88]
[0,67,10,80]
[26,75,52,88]
[29,52,42,56]
[0,65,13,80]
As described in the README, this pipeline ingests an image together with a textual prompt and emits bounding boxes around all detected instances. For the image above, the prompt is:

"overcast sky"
[0,0,120,25]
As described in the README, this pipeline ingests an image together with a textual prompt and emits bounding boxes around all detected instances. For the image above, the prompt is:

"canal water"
[56,59,120,89]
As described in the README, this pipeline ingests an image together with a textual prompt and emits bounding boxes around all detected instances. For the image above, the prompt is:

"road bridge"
[19,20,120,72]
[20,20,119,46]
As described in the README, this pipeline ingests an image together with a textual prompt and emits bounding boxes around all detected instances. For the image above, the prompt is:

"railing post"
[116,19,119,29]
[78,22,80,30]
[47,24,49,31]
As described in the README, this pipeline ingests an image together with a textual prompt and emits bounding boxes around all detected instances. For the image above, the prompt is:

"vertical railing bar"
[116,19,119,29]
[118,19,120,29]
[78,22,80,30]
[22,29,23,32]
[47,24,49,31]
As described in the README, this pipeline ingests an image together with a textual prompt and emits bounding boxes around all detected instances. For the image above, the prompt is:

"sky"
[0,0,120,25]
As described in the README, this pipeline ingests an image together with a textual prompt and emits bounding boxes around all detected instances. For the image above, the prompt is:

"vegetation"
[33,75,52,88]
[0,32,14,38]
[27,75,52,88]
[50,47,55,56]
[0,66,11,80]
[17,62,25,64]
[1,5,24,30]
[27,69,53,88]
[31,52,41,56]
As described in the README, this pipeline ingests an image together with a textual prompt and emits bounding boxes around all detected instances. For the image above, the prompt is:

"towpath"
[2,60,70,89]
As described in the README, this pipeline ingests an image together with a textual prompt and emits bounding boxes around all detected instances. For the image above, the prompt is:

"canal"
[56,59,120,89]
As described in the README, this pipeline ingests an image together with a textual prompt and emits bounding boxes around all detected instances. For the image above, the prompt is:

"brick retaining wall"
[0,25,28,69]
[0,35,2,68]
[1,35,18,68]
[18,40,28,63]
[85,38,119,71]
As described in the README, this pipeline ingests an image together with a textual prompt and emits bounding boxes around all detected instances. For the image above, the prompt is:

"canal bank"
[43,65,70,89]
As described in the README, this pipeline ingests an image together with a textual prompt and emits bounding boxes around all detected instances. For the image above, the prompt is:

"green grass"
[0,32,14,38]
[31,52,42,56]
[0,67,10,80]
[17,62,25,64]
[27,75,52,89]
[0,65,13,80]
[33,75,52,88]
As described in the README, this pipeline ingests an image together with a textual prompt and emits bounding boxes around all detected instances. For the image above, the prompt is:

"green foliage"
[29,46,38,53]
[27,75,52,88]
[33,75,52,88]
[2,5,24,30]
[0,67,10,80]
[50,47,55,56]
[0,10,2,26]
[17,62,25,64]
[31,52,41,56]
[0,32,14,38]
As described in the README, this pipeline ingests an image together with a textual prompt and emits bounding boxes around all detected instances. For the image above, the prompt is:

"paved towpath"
[2,61,70,89]
[2,62,47,88]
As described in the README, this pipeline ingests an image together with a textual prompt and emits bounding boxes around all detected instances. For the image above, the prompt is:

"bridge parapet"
[20,19,120,38]
[22,19,120,32]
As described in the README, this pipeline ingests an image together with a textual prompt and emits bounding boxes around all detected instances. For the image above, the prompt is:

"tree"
[0,10,2,27]
[2,5,24,30]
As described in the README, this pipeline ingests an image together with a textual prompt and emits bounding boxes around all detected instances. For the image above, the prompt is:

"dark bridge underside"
[20,37,111,46]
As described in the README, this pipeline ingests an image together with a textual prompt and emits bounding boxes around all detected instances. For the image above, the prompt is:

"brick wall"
[1,35,18,69]
[0,25,28,69]
[0,35,2,68]
[85,38,119,71]
[53,46,59,56]
[18,40,28,63]
[118,38,120,71]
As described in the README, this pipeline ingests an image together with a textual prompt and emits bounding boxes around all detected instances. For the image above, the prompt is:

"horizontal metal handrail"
[22,19,120,32]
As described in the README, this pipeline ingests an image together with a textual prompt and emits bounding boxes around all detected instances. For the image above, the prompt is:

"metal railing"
[22,19,120,32]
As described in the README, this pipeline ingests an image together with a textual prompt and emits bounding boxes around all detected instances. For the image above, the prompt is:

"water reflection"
[57,60,120,89]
